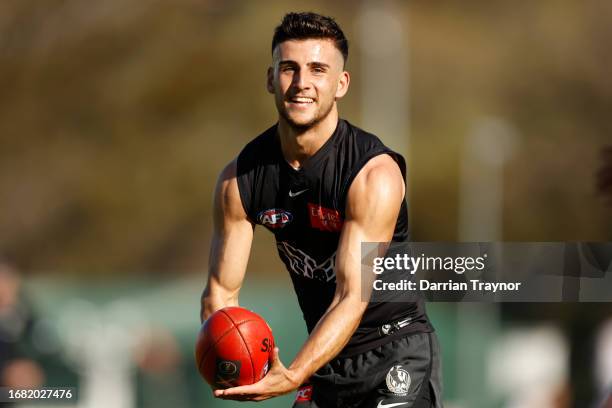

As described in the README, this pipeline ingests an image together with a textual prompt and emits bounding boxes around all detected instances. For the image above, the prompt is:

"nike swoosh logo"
[377,402,409,408]
[288,189,308,198]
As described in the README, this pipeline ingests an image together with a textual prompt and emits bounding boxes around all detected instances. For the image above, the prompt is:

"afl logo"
[257,209,293,229]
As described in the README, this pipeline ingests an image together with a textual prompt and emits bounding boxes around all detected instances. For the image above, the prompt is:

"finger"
[216,383,259,397]
[272,347,282,365]
[217,393,253,401]
[270,346,286,370]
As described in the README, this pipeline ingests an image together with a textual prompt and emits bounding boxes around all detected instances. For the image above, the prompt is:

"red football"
[195,307,274,389]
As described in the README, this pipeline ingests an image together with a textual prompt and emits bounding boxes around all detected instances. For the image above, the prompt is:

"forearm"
[200,222,251,322]
[287,294,366,385]
[201,159,252,323]
[200,281,240,322]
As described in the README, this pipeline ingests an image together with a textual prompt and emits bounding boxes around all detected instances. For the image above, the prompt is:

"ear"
[266,67,275,94]
[335,71,350,99]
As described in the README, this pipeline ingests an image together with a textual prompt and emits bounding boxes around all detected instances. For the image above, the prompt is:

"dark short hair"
[272,12,349,63]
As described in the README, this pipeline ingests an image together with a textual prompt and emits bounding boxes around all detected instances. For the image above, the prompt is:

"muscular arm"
[200,159,254,322]
[215,154,405,400]
[286,153,405,383]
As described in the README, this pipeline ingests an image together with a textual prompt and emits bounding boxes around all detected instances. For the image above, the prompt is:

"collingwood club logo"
[386,365,411,396]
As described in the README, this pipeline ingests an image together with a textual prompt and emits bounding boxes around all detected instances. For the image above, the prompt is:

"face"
[267,38,350,130]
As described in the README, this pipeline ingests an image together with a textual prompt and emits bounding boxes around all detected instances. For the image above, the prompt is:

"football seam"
[198,319,240,373]
[221,310,257,384]
[234,320,258,384]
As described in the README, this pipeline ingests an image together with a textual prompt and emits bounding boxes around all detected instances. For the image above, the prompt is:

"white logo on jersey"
[377,401,409,408]
[257,209,292,228]
[385,365,411,396]
[277,241,336,282]
[288,189,308,198]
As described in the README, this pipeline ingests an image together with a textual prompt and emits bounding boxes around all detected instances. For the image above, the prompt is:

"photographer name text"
[373,279,522,293]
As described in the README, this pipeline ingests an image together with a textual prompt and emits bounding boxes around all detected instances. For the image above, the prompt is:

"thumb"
[271,347,283,367]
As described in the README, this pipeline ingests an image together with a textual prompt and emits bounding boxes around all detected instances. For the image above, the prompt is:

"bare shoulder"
[349,154,405,199]
[219,158,237,178]
[346,154,405,219]
[215,158,248,221]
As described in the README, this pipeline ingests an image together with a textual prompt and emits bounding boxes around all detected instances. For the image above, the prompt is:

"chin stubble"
[279,99,334,131]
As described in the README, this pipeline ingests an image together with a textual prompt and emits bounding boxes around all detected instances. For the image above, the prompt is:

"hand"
[214,347,302,401]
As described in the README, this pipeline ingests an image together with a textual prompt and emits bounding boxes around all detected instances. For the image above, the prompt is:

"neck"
[278,108,339,169]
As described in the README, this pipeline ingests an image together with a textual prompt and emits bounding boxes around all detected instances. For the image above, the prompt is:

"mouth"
[286,96,316,106]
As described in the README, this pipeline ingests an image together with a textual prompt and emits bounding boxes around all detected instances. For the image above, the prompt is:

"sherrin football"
[195,306,274,389]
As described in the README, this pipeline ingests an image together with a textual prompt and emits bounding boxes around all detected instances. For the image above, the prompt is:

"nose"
[291,69,310,91]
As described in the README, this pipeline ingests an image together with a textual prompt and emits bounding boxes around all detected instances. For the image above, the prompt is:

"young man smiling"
[201,12,442,408]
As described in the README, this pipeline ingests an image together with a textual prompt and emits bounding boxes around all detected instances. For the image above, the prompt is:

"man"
[0,260,46,389]
[201,12,442,407]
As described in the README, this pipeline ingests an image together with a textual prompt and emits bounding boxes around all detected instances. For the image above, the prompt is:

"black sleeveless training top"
[236,119,432,356]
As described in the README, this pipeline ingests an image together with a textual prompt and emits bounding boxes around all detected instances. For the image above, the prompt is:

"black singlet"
[236,119,432,356]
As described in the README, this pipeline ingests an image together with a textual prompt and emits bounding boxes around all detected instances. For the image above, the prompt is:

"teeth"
[291,97,314,103]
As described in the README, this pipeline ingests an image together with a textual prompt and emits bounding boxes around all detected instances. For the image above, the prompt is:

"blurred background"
[1,0,611,407]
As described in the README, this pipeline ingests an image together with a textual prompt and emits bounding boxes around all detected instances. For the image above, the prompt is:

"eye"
[312,67,326,74]
[281,66,295,73]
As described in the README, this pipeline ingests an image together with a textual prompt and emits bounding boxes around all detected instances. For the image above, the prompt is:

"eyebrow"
[278,60,331,69]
